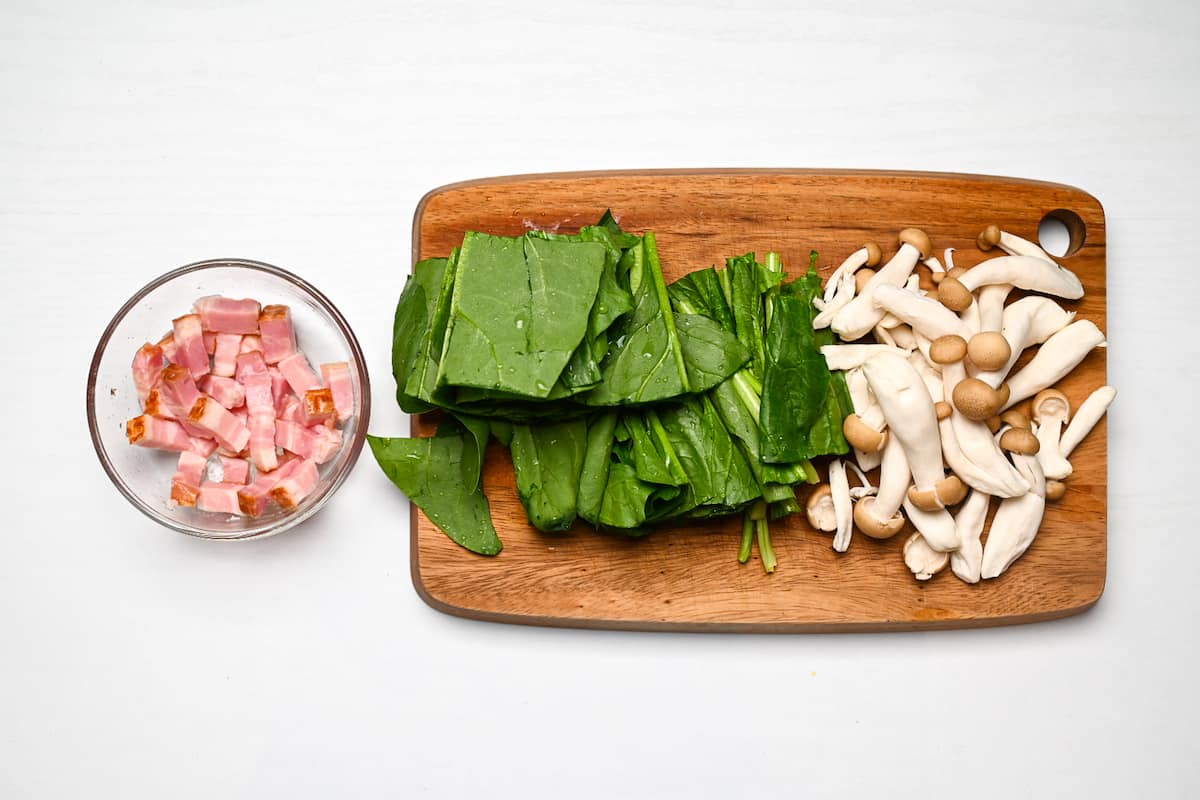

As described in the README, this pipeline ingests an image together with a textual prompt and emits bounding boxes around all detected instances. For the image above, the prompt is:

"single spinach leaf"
[578,410,619,525]
[510,419,588,532]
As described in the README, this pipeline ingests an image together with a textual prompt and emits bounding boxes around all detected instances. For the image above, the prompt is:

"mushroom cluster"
[808,226,1115,582]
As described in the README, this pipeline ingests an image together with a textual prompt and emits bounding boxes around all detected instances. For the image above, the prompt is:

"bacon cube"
[239,335,263,354]
[274,419,318,459]
[188,396,251,453]
[159,364,211,438]
[188,436,219,458]
[195,296,262,335]
[203,331,217,354]
[127,415,192,452]
[198,374,245,410]
[300,388,336,426]
[278,352,321,397]
[156,332,178,362]
[270,458,319,509]
[171,314,210,378]
[237,456,299,516]
[144,387,172,420]
[259,305,297,364]
[171,451,208,507]
[218,455,250,484]
[268,367,289,411]
[247,413,277,473]
[212,333,242,378]
[308,424,343,464]
[319,362,354,422]
[132,343,165,405]
[197,481,247,515]
[278,396,305,425]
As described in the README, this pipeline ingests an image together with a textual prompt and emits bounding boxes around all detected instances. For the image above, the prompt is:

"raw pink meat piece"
[127,415,191,452]
[239,335,263,354]
[197,375,245,410]
[212,333,242,377]
[144,387,172,420]
[235,350,268,382]
[300,388,336,426]
[195,296,261,335]
[188,436,219,457]
[270,458,319,509]
[171,314,210,378]
[274,419,317,459]
[197,481,246,515]
[156,332,178,362]
[268,367,289,411]
[171,451,208,507]
[158,364,211,438]
[277,352,321,397]
[278,396,305,424]
[308,424,343,464]
[188,396,251,453]
[202,331,217,354]
[218,455,250,484]
[237,456,299,516]
[132,343,165,405]
[319,362,354,421]
[259,305,297,364]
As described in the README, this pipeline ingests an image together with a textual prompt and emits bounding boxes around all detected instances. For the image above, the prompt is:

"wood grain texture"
[409,169,1107,632]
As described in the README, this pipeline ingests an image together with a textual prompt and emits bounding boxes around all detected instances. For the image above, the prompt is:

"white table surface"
[4,0,1197,796]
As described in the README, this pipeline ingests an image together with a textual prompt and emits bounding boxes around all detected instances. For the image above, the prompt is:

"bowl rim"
[86,257,372,540]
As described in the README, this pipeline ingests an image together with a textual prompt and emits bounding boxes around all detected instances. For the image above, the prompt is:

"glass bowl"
[87,258,371,540]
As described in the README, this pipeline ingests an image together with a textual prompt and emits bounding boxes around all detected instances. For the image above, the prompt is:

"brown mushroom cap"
[946,266,970,280]
[805,484,837,532]
[985,415,1003,433]
[1000,427,1040,455]
[1032,388,1071,423]
[967,331,1012,371]
[1000,409,1032,430]
[854,497,906,539]
[930,334,968,364]
[953,378,1001,421]
[898,228,933,260]
[907,485,942,512]
[995,382,1011,409]
[937,277,973,312]
[977,224,1002,251]
[855,267,876,294]
[936,474,968,506]
[1045,480,1067,502]
[843,414,887,452]
[864,242,883,267]
[934,401,953,421]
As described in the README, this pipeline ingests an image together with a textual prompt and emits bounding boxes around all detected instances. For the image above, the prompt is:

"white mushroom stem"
[901,525,950,581]
[975,296,1076,388]
[829,460,854,554]
[981,452,1047,579]
[957,255,1084,300]
[944,248,957,271]
[823,247,872,303]
[996,230,1058,265]
[873,323,897,347]
[832,243,923,340]
[874,433,911,520]
[813,271,856,329]
[976,283,1013,332]
[889,324,918,350]
[923,255,944,276]
[1033,396,1072,480]
[1061,386,1117,458]
[959,294,982,335]
[949,490,989,584]
[908,350,944,404]
[937,405,1019,498]
[873,284,973,340]
[900,496,959,553]
[843,460,876,499]
[941,359,1030,497]
[844,368,884,472]
[913,329,935,369]
[1002,320,1107,410]
[821,344,908,372]
[862,353,946,493]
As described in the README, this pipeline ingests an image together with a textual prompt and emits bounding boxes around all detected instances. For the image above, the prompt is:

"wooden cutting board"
[409,169,1107,632]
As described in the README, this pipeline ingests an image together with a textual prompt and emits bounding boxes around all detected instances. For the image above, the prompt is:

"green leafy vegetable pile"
[371,212,853,571]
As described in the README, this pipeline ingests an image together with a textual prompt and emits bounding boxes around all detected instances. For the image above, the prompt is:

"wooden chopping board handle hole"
[1039,209,1087,257]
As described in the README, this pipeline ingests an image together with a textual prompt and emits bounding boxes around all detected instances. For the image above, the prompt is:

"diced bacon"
[278,395,305,424]
[218,455,250,484]
[308,424,343,464]
[188,396,251,453]
[195,296,262,335]
[274,418,318,459]
[320,362,354,422]
[158,364,211,438]
[132,343,165,405]
[212,333,242,377]
[247,413,278,472]
[239,335,263,354]
[144,387,173,420]
[268,367,289,411]
[157,332,178,362]
[188,436,219,457]
[259,305,297,364]
[197,481,246,515]
[300,388,336,426]
[127,415,191,452]
[237,456,300,516]
[278,352,321,397]
[198,375,245,409]
[171,314,210,378]
[270,458,320,509]
[235,350,268,382]
[203,331,217,354]
[171,451,208,507]
[230,404,249,428]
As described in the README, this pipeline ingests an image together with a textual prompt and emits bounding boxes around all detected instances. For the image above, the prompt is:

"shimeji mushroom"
[900,524,950,581]
[832,229,932,341]
[938,357,1030,498]
[1061,385,1117,457]
[861,352,959,550]
[853,433,909,539]
[873,283,973,341]
[977,224,1058,265]
[975,284,1014,333]
[967,331,1012,371]
[949,489,989,584]
[805,484,837,532]
[974,296,1076,388]
[813,270,857,329]
[828,459,854,553]
[981,447,1047,579]
[823,242,883,303]
[1032,389,1073,479]
[1001,320,1106,409]
[843,368,884,472]
[939,254,1084,303]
